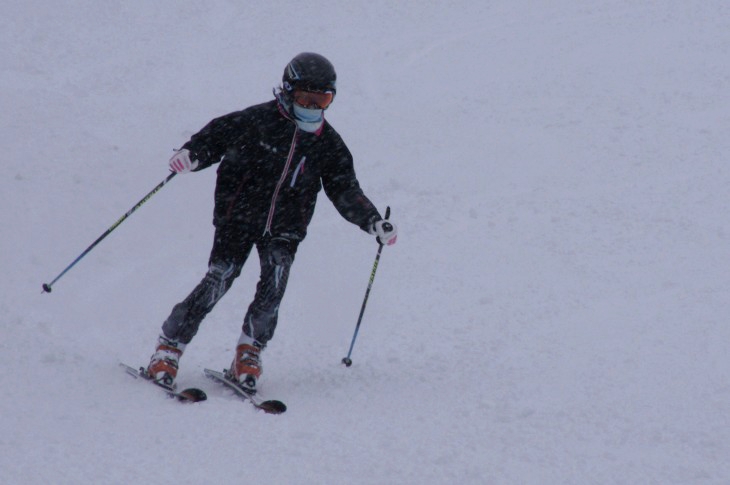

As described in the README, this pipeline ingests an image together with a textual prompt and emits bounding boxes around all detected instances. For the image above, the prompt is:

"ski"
[203,368,287,414]
[120,363,207,403]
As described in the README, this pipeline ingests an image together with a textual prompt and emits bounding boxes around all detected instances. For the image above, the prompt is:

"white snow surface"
[2,2,730,484]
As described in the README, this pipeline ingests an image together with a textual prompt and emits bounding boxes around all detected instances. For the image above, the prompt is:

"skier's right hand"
[168,149,199,174]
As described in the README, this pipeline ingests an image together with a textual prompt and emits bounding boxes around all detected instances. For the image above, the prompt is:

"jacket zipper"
[264,128,299,236]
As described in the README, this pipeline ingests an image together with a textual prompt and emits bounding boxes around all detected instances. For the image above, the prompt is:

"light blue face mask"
[292,103,324,132]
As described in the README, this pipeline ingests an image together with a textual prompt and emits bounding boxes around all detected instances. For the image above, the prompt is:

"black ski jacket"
[182,99,381,241]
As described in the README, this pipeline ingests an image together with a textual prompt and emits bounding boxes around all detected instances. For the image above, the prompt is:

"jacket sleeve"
[181,111,246,171]
[321,133,382,232]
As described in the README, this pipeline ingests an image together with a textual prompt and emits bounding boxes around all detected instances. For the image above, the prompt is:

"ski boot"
[229,340,263,395]
[146,337,184,388]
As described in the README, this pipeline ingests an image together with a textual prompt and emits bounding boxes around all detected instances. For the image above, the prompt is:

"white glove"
[370,220,398,246]
[168,149,199,174]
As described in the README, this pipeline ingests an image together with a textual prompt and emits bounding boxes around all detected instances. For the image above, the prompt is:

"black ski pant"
[160,225,297,346]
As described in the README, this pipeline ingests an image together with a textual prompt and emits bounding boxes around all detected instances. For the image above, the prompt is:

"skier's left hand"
[370,220,398,246]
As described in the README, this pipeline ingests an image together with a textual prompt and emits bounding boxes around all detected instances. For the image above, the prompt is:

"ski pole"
[342,206,391,367]
[42,172,177,293]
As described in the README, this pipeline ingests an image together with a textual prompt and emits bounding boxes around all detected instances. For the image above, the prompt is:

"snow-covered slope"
[2,2,729,483]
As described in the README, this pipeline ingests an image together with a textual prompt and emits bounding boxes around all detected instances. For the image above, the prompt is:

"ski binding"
[120,362,207,403]
[204,368,286,414]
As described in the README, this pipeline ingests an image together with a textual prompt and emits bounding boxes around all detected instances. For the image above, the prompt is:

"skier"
[146,52,397,394]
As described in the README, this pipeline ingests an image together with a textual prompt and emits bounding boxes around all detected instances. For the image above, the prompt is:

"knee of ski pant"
[206,261,241,285]
[267,237,298,267]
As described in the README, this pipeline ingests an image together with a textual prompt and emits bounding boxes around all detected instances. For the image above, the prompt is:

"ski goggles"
[293,89,334,110]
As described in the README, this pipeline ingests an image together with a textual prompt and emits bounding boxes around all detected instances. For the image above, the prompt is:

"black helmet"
[282,52,337,94]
